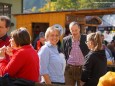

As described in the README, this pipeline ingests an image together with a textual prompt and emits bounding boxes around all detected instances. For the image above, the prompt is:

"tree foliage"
[56,0,79,10]
[55,0,115,10]
[39,2,56,12]
[27,0,115,12]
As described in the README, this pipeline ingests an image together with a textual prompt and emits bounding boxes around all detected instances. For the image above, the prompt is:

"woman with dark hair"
[0,27,39,82]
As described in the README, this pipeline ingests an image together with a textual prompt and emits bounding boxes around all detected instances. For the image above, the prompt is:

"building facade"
[0,0,23,34]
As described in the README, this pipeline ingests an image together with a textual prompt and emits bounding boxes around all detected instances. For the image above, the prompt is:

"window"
[0,3,12,18]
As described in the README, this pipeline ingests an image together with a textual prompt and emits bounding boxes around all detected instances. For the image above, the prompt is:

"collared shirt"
[0,34,10,48]
[67,40,84,66]
[38,42,65,83]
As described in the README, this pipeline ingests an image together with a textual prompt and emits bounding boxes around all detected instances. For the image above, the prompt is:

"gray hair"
[69,21,80,30]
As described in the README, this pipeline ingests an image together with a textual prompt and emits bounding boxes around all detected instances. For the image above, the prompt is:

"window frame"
[0,2,12,18]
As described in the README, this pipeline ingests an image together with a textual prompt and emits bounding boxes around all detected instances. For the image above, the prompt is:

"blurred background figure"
[113,34,115,41]
[0,16,11,76]
[33,32,45,52]
[0,15,11,47]
[101,34,114,65]
[103,30,113,43]
[107,40,115,61]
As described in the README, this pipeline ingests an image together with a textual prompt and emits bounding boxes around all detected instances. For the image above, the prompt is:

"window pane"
[0,3,11,17]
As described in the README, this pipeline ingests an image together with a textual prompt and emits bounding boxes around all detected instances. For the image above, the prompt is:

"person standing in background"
[33,32,45,52]
[0,15,11,47]
[107,40,115,61]
[62,21,89,86]
[0,16,11,75]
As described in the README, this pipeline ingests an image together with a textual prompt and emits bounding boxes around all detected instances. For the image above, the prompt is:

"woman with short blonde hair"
[45,26,60,40]
[38,26,65,85]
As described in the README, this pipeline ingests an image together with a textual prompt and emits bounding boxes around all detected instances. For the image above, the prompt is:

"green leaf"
[51,0,57,2]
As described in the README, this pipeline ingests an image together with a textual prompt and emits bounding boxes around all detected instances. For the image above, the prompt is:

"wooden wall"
[14,12,66,36]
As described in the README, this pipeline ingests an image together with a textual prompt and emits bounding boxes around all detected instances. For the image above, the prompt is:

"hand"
[43,74,52,84]
[80,80,85,86]
[0,46,6,59]
[6,46,13,56]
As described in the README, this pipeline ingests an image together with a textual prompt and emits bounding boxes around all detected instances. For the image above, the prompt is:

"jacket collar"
[45,41,57,48]
[0,34,8,41]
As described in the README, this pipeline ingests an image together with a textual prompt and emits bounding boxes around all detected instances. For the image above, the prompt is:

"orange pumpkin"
[97,71,115,86]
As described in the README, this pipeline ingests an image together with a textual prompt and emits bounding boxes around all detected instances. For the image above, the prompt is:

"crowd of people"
[0,15,115,86]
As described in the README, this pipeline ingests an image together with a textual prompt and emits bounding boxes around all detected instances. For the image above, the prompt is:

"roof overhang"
[13,8,115,16]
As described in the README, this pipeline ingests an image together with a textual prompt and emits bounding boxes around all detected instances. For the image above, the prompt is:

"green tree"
[55,0,114,10]
[78,0,93,9]
[39,0,115,12]
[93,0,115,8]
[39,2,56,12]
[56,0,79,10]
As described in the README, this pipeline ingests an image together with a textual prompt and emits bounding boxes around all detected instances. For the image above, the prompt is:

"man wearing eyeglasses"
[0,16,11,76]
[0,16,11,48]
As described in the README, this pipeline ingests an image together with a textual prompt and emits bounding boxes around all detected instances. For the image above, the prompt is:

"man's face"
[70,24,80,37]
[0,20,9,37]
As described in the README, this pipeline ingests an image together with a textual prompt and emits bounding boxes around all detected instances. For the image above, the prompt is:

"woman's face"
[48,30,60,46]
[86,38,93,50]
[9,37,17,49]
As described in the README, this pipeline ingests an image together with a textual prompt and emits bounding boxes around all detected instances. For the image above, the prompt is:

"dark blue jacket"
[62,34,89,60]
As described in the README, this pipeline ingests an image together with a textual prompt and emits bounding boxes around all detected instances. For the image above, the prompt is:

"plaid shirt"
[67,40,84,66]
